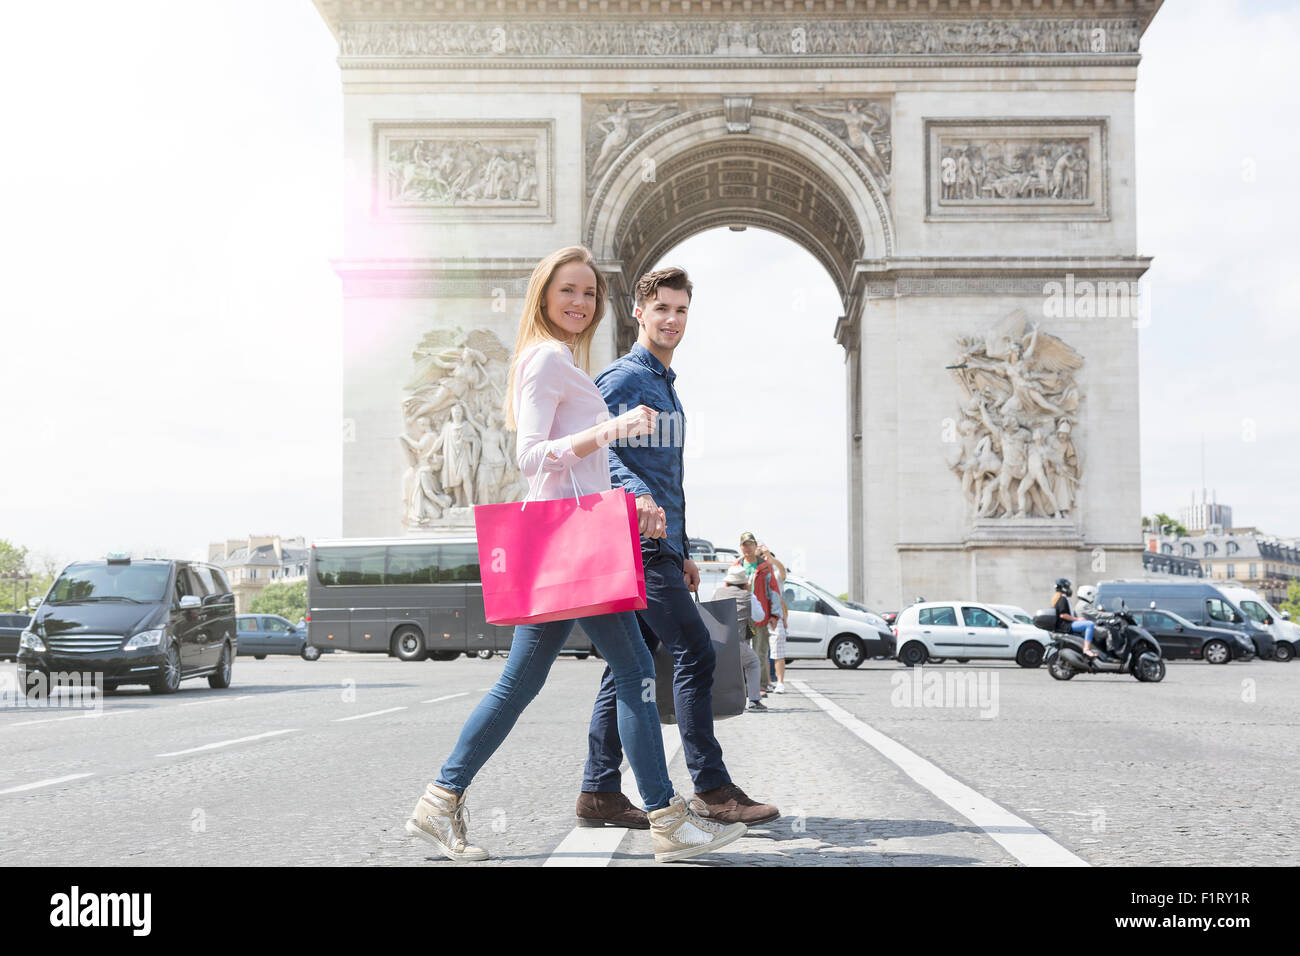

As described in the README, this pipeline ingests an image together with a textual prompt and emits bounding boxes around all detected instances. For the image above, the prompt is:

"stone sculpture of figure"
[992,425,1031,518]
[590,101,676,181]
[466,407,511,506]
[1018,426,1062,518]
[999,329,1069,421]
[404,346,492,420]
[1043,427,1078,518]
[400,417,453,525]
[795,101,890,190]
[429,403,481,509]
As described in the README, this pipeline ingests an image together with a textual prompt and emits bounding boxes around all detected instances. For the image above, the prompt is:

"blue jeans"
[1071,619,1096,643]
[582,552,732,795]
[436,611,674,811]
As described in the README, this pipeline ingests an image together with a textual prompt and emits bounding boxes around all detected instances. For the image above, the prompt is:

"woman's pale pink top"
[513,340,612,501]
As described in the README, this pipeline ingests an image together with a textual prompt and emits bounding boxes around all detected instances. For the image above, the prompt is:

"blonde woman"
[405,245,745,864]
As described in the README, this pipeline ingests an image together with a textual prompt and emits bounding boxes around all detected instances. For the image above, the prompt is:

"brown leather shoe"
[689,784,780,826]
[576,791,650,829]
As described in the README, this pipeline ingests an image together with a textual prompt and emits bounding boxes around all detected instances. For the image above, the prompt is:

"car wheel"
[574,652,590,660]
[829,635,865,669]
[1273,642,1294,663]
[392,626,428,662]
[253,654,267,661]
[301,643,322,661]
[476,648,493,660]
[898,641,928,667]
[151,645,182,694]
[427,650,460,662]
[955,658,971,664]
[1016,642,1045,669]
[208,642,233,689]
[1047,654,1076,681]
[1203,640,1231,665]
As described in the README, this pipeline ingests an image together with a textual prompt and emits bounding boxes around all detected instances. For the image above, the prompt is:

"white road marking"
[793,680,1088,867]
[1,773,95,795]
[6,711,117,727]
[423,693,470,704]
[544,726,682,867]
[333,706,407,723]
[156,728,299,757]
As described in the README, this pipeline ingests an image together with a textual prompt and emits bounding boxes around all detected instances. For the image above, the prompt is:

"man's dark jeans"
[582,551,732,795]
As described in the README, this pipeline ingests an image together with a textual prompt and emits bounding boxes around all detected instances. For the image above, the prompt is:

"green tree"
[1143,513,1188,537]
[1281,582,1300,623]
[0,539,57,613]
[248,579,307,623]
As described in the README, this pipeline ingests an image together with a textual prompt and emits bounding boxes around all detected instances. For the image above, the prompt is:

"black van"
[1094,580,1276,659]
[17,555,236,695]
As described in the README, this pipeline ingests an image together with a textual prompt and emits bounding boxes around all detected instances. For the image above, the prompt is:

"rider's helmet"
[1076,584,1097,607]
[1055,577,1073,596]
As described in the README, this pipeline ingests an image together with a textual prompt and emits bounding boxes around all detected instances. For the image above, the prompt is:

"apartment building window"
[1249,564,1257,579]
[1226,564,1235,579]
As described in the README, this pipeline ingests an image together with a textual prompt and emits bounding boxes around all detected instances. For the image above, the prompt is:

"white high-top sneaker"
[648,795,747,863]
[404,784,490,862]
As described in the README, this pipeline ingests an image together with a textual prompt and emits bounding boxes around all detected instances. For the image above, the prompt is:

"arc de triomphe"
[313,0,1160,611]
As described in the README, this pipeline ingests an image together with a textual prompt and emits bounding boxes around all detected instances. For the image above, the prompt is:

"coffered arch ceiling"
[585,106,893,310]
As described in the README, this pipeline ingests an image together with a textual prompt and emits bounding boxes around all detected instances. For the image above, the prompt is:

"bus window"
[386,546,438,584]
[316,546,386,586]
[439,544,480,583]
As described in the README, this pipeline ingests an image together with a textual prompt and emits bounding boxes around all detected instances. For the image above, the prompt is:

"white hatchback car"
[893,601,1048,668]
[697,567,893,669]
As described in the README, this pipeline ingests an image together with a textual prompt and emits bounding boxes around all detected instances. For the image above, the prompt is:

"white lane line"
[156,729,299,757]
[1,773,95,795]
[6,710,119,727]
[423,693,470,704]
[544,726,682,868]
[333,706,407,723]
[793,680,1088,867]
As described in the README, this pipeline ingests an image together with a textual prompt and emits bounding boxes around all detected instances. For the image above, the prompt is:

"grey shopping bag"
[653,596,746,725]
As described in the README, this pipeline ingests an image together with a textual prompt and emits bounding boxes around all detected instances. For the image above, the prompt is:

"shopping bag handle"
[520,461,584,512]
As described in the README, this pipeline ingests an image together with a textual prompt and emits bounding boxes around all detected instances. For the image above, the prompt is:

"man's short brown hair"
[634,266,693,309]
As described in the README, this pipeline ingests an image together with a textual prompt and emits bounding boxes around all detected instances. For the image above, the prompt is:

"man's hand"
[683,558,700,593]
[635,494,667,539]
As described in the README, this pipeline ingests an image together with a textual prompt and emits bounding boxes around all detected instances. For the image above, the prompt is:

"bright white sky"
[1,0,1297,599]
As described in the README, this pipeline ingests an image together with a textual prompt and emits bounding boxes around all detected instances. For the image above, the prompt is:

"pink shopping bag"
[473,488,647,626]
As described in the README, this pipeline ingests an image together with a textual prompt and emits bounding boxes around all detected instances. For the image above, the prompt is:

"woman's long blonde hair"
[502,245,608,430]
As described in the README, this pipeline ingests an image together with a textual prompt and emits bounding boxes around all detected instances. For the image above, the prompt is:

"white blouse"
[512,340,613,501]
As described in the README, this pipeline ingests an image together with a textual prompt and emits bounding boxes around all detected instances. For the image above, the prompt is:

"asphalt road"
[1,653,1296,866]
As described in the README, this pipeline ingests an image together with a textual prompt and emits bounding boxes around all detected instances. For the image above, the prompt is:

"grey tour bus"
[306,536,593,661]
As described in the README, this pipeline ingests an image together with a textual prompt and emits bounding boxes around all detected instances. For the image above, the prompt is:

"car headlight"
[124,628,165,650]
[19,629,45,653]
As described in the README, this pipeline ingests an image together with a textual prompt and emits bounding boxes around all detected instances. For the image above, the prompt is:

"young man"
[576,266,780,829]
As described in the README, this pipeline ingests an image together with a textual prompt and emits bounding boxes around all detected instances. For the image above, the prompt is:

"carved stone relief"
[399,328,527,529]
[337,19,1143,59]
[926,119,1108,220]
[794,99,891,189]
[584,100,681,193]
[946,310,1084,521]
[375,122,553,221]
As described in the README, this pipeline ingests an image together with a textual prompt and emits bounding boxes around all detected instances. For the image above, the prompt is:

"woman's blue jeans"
[1071,619,1096,643]
[435,611,674,811]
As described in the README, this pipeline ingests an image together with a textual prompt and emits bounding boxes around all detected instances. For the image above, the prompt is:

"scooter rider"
[1053,578,1098,658]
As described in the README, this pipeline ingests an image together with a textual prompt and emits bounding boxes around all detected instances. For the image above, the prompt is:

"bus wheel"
[392,626,428,662]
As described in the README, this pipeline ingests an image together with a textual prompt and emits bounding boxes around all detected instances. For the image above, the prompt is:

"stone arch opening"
[585,105,893,340]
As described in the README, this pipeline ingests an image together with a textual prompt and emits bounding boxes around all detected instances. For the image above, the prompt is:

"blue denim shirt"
[594,343,689,565]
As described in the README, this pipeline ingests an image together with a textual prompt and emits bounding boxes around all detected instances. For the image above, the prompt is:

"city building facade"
[208,535,310,614]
